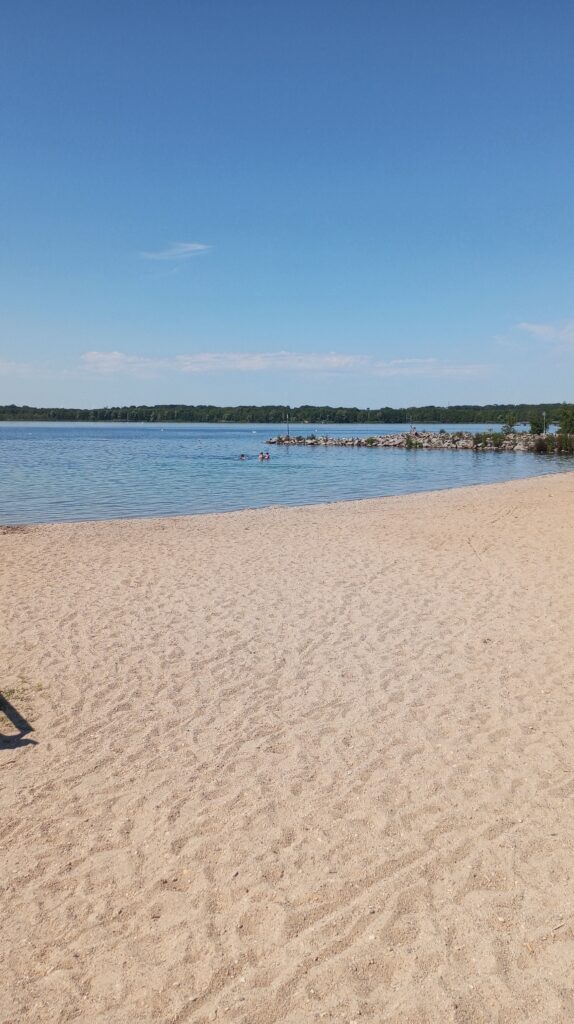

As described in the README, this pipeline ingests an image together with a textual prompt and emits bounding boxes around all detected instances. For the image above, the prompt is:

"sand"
[2,472,574,1024]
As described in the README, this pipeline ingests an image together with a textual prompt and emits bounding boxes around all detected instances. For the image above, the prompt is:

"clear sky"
[1,0,573,408]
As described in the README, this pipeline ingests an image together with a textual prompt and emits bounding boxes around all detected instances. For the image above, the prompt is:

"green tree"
[530,412,544,435]
[558,404,574,435]
[501,411,518,434]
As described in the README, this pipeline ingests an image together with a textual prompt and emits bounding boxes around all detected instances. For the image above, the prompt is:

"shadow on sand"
[0,693,37,749]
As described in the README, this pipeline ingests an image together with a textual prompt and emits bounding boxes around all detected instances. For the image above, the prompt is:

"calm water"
[0,421,571,525]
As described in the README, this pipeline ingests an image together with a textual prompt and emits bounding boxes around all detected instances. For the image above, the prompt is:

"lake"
[0,421,571,525]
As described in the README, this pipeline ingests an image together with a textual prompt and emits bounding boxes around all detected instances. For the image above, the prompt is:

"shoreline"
[3,471,574,1022]
[3,465,574,530]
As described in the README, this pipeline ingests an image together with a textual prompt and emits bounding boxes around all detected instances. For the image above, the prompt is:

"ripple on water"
[0,422,572,524]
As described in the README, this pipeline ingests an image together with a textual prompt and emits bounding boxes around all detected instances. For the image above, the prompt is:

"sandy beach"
[2,472,574,1024]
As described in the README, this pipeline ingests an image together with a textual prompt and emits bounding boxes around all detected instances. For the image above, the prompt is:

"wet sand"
[2,472,574,1023]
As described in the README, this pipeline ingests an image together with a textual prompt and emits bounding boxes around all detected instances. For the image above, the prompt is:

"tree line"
[0,402,572,426]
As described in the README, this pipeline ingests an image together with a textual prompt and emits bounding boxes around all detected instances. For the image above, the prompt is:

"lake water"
[0,421,571,525]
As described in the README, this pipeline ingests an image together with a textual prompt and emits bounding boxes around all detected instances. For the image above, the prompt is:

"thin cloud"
[0,359,79,380]
[0,358,43,377]
[81,351,166,378]
[516,320,574,347]
[81,350,489,379]
[175,352,368,373]
[80,350,367,377]
[373,358,490,378]
[139,242,210,262]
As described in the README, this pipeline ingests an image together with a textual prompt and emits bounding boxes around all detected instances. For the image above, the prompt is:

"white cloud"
[80,350,488,379]
[516,320,574,347]
[139,241,210,261]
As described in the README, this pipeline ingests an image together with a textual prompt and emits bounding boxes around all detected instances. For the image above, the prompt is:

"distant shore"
[0,401,567,426]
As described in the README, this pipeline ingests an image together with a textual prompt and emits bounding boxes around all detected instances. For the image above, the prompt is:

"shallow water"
[0,421,571,524]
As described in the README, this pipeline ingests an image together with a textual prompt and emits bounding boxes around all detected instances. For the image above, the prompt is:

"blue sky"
[1,0,573,407]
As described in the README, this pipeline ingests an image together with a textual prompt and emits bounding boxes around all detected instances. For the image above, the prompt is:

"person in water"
[258,452,265,460]
[239,453,247,460]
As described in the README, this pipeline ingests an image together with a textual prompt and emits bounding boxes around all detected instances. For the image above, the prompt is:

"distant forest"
[0,403,568,423]
[0,403,570,425]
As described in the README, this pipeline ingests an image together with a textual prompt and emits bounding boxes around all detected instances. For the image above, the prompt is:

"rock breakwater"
[267,431,555,452]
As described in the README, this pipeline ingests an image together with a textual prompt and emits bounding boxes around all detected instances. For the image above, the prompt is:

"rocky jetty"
[266,431,553,452]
